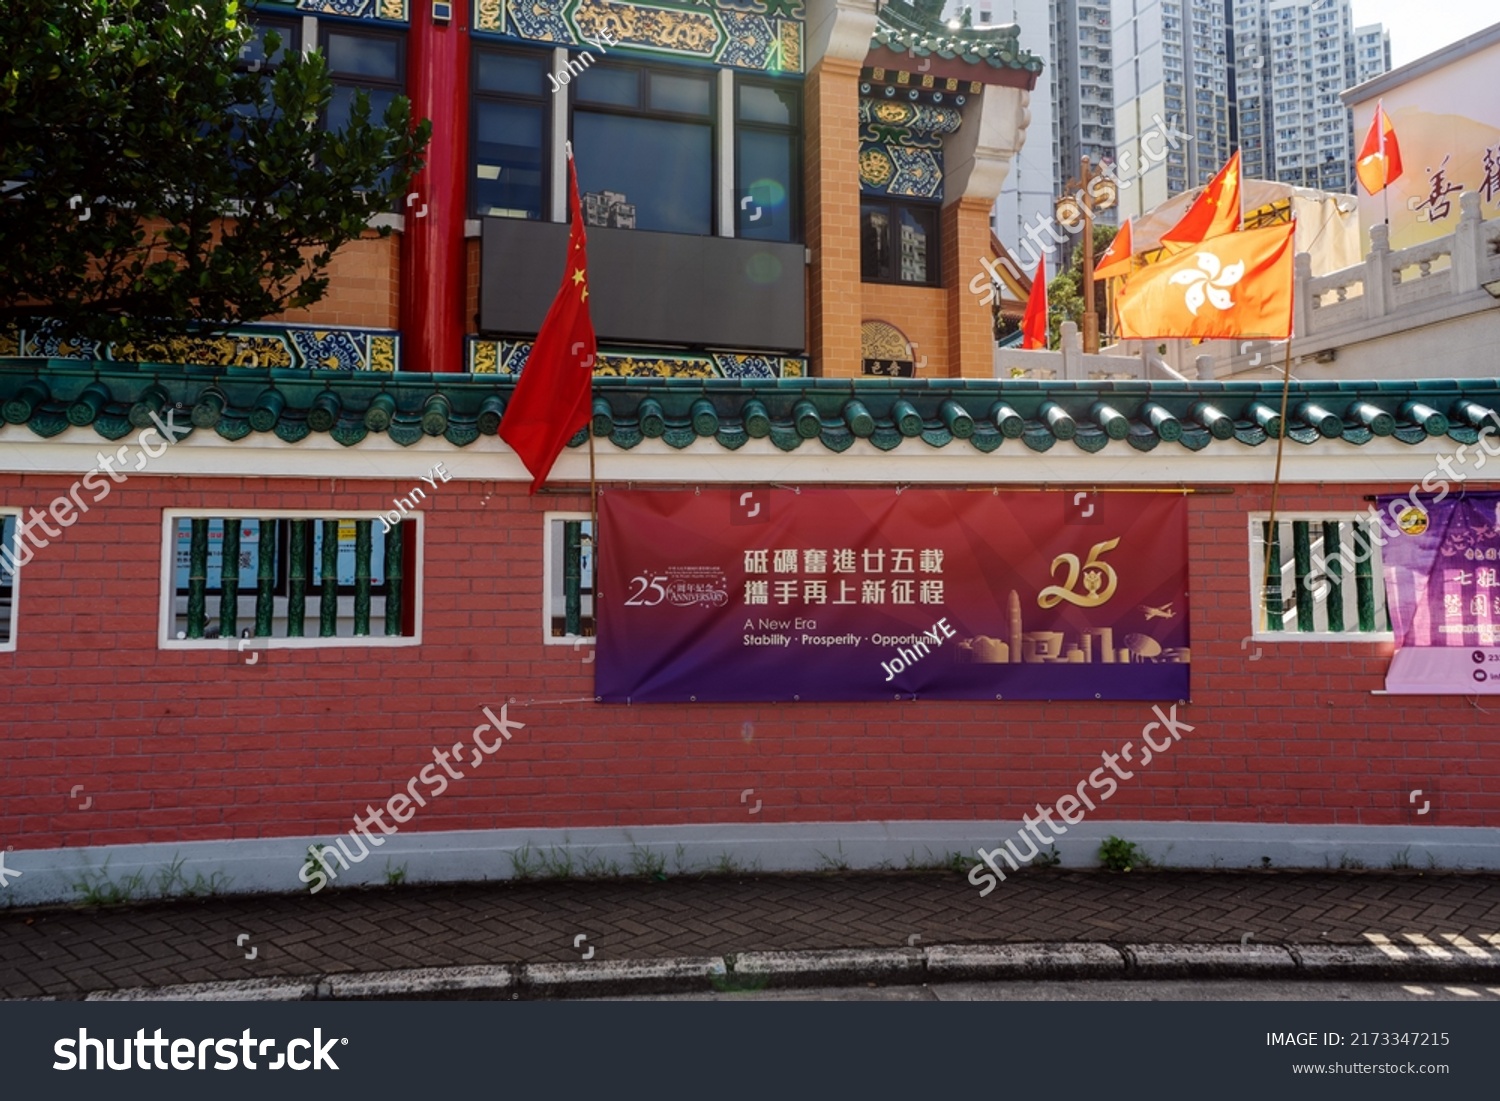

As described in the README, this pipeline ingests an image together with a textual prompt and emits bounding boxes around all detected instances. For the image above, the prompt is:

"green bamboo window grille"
[1253,516,1392,635]
[549,517,594,638]
[0,513,15,646]
[171,516,414,640]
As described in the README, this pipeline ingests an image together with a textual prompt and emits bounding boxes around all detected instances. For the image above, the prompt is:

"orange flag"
[1021,255,1048,349]
[1355,101,1403,195]
[1116,222,1295,341]
[1160,150,1241,248]
[1093,218,1133,281]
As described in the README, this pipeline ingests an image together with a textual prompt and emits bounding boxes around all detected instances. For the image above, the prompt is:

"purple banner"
[1379,491,1500,693]
[596,489,1190,703]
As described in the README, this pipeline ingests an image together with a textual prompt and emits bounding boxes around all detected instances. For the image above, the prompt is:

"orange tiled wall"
[860,284,949,377]
[805,57,863,377]
[945,197,997,378]
[269,231,401,331]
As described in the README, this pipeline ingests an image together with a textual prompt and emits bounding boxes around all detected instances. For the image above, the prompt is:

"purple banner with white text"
[596,488,1190,703]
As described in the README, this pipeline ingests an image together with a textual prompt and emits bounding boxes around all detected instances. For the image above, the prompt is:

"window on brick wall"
[544,514,594,642]
[1248,513,1392,638]
[160,511,420,649]
[0,512,18,651]
[861,199,940,287]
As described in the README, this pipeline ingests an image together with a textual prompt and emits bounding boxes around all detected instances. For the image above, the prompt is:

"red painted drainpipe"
[400,2,470,373]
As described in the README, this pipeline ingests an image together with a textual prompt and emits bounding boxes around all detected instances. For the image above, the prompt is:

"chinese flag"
[1116,221,1295,340]
[499,152,597,493]
[1021,255,1048,349]
[1093,218,1133,281]
[1355,101,1403,195]
[1160,150,1241,249]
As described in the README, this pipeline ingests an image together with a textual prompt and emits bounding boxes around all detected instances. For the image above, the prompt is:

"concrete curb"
[42,942,1500,1001]
[1123,944,1297,979]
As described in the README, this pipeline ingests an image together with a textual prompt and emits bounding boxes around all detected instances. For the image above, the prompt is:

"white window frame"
[543,511,594,647]
[0,509,20,653]
[157,508,423,650]
[1247,510,1393,642]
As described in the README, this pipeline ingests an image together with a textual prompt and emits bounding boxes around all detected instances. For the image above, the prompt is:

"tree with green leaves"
[1045,223,1116,349]
[0,0,431,346]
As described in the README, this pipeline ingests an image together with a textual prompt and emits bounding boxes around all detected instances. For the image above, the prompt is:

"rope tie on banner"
[508,696,601,707]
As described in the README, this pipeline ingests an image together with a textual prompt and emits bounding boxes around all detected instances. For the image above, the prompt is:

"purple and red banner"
[596,489,1190,703]
[1380,492,1500,694]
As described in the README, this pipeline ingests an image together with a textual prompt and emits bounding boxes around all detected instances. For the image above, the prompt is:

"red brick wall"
[3,475,1498,852]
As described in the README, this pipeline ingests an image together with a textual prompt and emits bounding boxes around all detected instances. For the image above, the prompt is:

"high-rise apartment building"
[1112,0,1232,221]
[1233,0,1274,178]
[1231,0,1391,193]
[1051,0,1117,220]
[1353,22,1392,86]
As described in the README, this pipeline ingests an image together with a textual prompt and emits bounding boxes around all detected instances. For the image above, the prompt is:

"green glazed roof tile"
[6,359,1500,458]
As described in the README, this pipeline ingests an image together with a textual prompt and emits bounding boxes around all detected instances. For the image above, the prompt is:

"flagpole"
[1378,102,1389,227]
[1260,335,1295,632]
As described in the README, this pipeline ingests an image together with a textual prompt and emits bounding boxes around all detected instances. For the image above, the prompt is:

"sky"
[1350,0,1497,68]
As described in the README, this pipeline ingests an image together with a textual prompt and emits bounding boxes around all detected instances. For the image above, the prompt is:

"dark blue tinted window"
[574,112,712,235]
[327,33,401,79]
[737,128,794,241]
[474,102,546,219]
[650,73,712,116]
[476,51,549,95]
[738,82,797,126]
[574,64,640,107]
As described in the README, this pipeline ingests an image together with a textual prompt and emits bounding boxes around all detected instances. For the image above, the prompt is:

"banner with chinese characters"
[595,489,1190,703]
[1379,492,1500,694]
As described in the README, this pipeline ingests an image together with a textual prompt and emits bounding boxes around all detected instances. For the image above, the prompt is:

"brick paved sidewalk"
[5,869,1500,999]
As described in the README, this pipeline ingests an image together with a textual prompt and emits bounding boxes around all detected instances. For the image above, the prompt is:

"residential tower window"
[861,199,940,286]
[472,47,551,219]
[572,62,715,236]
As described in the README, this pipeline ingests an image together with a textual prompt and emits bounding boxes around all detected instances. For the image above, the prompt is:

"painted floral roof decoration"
[871,0,1043,71]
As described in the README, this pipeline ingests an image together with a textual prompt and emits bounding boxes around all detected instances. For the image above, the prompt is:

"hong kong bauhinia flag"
[1116,221,1295,341]
[498,147,597,493]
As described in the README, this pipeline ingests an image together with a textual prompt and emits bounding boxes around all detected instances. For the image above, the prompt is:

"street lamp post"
[1058,155,1114,354]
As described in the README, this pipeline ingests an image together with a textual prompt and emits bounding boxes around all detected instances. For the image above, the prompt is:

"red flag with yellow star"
[1160,150,1241,250]
[499,149,597,493]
